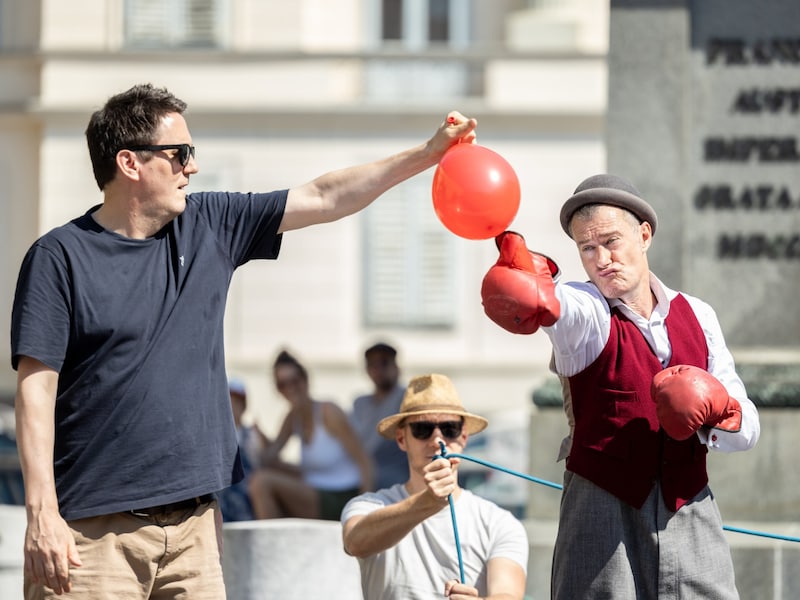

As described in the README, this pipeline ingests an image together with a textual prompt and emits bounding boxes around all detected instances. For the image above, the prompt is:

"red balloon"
[431,144,521,240]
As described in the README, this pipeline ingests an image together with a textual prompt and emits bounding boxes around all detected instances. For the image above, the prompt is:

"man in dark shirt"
[351,343,409,490]
[11,83,477,598]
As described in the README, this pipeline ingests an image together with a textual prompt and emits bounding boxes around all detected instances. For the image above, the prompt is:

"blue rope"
[720,525,800,543]
[443,446,563,491]
[432,447,466,583]
[447,494,465,584]
[436,442,800,546]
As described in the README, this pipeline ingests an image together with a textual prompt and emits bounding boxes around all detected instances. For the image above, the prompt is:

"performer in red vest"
[481,174,760,599]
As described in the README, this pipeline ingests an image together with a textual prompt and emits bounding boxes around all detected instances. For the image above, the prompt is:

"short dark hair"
[364,342,397,360]
[85,83,188,190]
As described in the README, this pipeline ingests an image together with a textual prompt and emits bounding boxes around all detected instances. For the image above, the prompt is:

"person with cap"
[350,342,409,490]
[217,377,276,522]
[341,373,528,600]
[481,174,760,599]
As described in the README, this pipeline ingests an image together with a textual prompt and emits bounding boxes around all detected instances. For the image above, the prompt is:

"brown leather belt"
[130,493,215,516]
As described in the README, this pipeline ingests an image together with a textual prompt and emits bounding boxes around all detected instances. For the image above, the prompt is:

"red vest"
[565,294,709,511]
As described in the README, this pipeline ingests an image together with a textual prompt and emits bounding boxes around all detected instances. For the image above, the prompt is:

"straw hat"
[377,373,488,439]
[560,173,658,238]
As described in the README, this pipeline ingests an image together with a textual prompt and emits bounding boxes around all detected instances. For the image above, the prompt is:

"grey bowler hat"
[559,174,658,238]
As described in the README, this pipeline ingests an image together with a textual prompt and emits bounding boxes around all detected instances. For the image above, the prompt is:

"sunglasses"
[128,143,196,167]
[407,420,463,441]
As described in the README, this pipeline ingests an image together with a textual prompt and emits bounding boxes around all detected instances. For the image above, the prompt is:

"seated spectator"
[230,378,271,473]
[350,342,408,490]
[341,373,528,599]
[249,349,373,521]
[217,377,270,522]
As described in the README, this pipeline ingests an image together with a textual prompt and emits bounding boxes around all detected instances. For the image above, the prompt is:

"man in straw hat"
[481,174,760,599]
[341,373,528,599]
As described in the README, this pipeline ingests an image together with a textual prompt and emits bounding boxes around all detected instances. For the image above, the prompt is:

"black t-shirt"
[11,190,286,519]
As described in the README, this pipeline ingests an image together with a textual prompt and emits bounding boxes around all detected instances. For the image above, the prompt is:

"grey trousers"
[551,471,738,600]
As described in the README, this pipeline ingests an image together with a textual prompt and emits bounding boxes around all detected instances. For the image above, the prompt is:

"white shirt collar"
[607,272,676,324]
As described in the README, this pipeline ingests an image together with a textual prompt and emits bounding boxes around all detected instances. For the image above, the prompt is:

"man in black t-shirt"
[11,83,477,599]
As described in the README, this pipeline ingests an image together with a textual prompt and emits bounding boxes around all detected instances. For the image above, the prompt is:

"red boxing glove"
[651,365,743,441]
[481,231,561,334]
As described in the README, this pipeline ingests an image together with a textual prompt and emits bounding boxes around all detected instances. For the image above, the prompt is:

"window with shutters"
[368,0,471,100]
[379,0,466,49]
[361,177,456,328]
[125,0,225,49]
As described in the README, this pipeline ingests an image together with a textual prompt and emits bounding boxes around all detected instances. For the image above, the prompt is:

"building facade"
[0,0,608,453]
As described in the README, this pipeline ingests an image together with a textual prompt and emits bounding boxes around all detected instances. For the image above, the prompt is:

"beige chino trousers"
[25,501,225,600]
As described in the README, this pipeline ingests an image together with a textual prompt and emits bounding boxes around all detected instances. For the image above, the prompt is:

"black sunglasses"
[407,420,463,441]
[128,144,196,167]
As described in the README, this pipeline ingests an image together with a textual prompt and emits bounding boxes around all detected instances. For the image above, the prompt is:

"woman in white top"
[249,349,373,520]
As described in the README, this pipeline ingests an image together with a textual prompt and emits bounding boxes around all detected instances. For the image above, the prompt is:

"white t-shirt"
[341,484,528,600]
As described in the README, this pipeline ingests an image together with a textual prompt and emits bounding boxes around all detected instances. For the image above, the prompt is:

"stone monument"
[607,0,800,350]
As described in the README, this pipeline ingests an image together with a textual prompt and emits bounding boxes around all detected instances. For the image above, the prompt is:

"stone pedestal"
[222,518,363,600]
[0,505,24,599]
